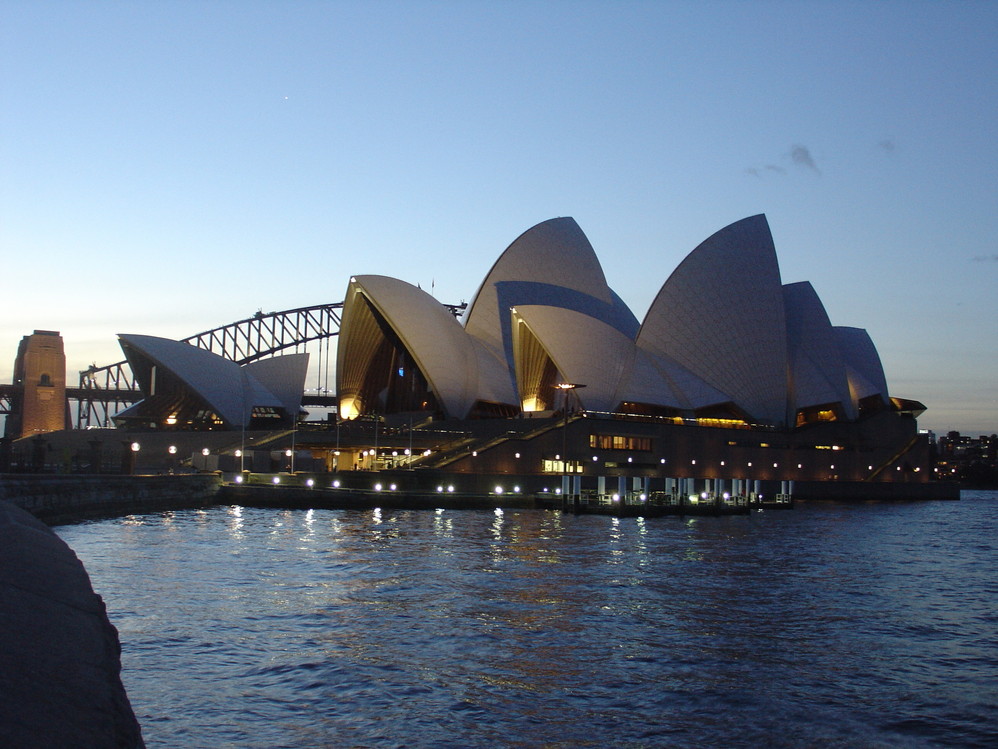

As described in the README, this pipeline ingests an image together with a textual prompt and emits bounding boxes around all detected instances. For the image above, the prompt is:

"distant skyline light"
[1,1,996,435]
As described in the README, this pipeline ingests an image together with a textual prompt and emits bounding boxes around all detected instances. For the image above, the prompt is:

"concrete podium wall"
[0,474,221,525]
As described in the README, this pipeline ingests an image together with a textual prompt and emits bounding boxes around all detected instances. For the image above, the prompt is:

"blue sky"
[2,0,996,435]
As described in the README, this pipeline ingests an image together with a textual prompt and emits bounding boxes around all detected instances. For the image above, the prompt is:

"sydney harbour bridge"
[1,301,466,430]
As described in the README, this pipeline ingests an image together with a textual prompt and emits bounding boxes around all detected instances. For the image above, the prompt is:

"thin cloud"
[745,147,815,178]
[744,164,786,179]
[790,144,820,173]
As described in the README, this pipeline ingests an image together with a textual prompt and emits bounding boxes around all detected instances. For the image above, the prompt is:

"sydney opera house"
[340,214,895,427]
[30,213,927,496]
[329,214,929,491]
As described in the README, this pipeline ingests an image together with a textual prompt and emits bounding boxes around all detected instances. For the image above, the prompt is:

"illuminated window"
[542,459,584,473]
[589,434,652,452]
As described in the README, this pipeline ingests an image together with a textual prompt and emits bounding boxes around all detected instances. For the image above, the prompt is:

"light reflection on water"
[57,492,998,748]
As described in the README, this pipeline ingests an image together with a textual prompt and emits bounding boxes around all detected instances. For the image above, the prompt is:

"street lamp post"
[128,441,140,475]
[240,401,246,474]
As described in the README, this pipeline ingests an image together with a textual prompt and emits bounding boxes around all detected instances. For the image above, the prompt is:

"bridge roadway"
[0,382,337,416]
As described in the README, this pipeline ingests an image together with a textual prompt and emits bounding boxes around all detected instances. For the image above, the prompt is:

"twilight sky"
[2,0,996,435]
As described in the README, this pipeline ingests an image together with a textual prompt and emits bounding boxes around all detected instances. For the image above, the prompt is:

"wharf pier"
[0,470,955,526]
[555,491,792,517]
[221,479,784,517]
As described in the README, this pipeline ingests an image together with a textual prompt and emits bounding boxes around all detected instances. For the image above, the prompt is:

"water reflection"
[54,494,998,749]
[226,505,243,538]
[433,508,453,541]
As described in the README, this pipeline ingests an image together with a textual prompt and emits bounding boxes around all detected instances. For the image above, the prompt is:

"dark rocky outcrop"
[0,500,144,748]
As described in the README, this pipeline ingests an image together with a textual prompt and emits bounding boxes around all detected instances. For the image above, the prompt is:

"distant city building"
[935,431,998,484]
[5,330,70,439]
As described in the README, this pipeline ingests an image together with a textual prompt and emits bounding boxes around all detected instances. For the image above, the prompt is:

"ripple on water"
[55,492,998,748]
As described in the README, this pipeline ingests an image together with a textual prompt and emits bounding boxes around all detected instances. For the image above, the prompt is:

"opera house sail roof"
[114,334,308,430]
[334,214,894,428]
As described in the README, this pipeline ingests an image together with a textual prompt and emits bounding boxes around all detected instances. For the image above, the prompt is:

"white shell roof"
[464,218,635,360]
[244,354,310,420]
[117,334,301,427]
[511,305,635,413]
[834,326,888,401]
[638,214,790,425]
[339,275,481,419]
[784,282,856,419]
[622,346,733,411]
[469,337,518,406]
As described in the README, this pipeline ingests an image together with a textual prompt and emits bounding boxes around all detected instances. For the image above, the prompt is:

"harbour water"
[56,491,997,748]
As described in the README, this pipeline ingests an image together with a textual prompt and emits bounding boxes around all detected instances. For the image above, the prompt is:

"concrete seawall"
[0,474,221,525]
